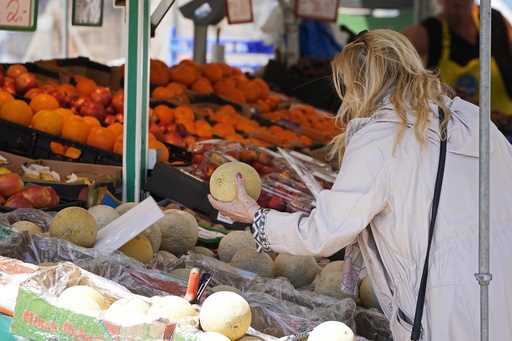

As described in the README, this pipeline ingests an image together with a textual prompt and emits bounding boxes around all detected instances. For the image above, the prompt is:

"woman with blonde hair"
[209,29,512,340]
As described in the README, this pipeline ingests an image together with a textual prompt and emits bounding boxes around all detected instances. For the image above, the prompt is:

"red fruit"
[104,115,117,125]
[0,73,4,88]
[0,173,24,197]
[163,132,185,147]
[0,195,4,206]
[15,73,38,95]
[3,77,16,95]
[20,186,60,209]
[149,123,164,140]
[267,196,286,211]
[71,96,86,112]
[79,99,106,121]
[111,90,124,113]
[90,86,112,107]
[25,88,44,100]
[5,193,33,209]
[115,113,124,123]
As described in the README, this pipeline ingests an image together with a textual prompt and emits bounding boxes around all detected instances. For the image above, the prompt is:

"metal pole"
[123,0,151,202]
[192,24,208,64]
[475,1,492,341]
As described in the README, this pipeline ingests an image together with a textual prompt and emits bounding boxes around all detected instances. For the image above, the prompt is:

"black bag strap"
[411,108,448,340]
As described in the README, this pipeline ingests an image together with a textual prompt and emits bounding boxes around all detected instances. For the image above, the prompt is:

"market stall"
[0,0,495,340]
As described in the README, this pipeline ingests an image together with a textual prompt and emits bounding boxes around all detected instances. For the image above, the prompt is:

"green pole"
[123,0,150,202]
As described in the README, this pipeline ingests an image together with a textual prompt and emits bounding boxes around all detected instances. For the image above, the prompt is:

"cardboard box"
[0,151,122,205]
[10,262,178,341]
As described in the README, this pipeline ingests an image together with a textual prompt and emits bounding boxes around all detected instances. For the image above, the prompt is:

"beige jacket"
[262,97,512,340]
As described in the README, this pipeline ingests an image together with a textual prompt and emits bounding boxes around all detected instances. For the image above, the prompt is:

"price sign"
[225,0,253,24]
[0,0,38,31]
[72,0,104,27]
[295,0,340,22]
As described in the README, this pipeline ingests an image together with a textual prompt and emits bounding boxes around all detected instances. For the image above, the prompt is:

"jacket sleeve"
[260,138,389,257]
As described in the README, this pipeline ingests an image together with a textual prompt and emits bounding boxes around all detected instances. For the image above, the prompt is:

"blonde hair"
[330,29,451,161]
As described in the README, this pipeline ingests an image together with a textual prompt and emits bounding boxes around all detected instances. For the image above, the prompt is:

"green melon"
[273,254,320,288]
[218,231,256,262]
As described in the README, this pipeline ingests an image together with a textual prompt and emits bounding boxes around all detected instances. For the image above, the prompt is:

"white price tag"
[225,0,253,24]
[217,212,234,225]
[0,0,37,31]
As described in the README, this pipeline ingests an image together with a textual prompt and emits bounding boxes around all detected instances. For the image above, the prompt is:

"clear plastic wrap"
[354,308,393,341]
[0,209,54,232]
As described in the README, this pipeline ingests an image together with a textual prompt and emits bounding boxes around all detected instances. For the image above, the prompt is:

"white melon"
[103,296,150,326]
[58,285,109,317]
[308,321,354,341]
[211,285,242,296]
[147,295,198,322]
[11,221,42,234]
[201,332,230,341]
[199,291,252,340]
[88,205,119,230]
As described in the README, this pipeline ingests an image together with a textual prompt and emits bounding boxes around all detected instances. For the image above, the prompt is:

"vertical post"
[193,24,208,64]
[123,0,151,202]
[62,0,69,58]
[476,1,492,341]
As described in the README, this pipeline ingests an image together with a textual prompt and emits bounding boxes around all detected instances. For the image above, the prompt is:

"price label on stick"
[0,0,38,31]
[295,0,340,22]
[225,0,253,24]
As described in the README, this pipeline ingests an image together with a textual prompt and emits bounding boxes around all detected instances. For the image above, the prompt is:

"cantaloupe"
[307,321,354,341]
[201,332,230,341]
[157,209,199,256]
[104,296,150,326]
[11,221,42,235]
[314,261,346,299]
[150,250,178,269]
[49,207,97,247]
[147,295,198,322]
[359,276,380,310]
[88,205,119,230]
[218,231,256,262]
[209,161,262,202]
[143,224,162,252]
[200,291,252,340]
[274,254,320,288]
[211,285,242,295]
[192,246,215,257]
[120,235,154,264]
[58,285,109,317]
[230,249,274,277]
[115,202,137,215]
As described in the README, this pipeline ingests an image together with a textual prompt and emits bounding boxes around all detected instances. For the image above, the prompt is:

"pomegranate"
[90,86,112,107]
[15,73,38,95]
[79,98,106,121]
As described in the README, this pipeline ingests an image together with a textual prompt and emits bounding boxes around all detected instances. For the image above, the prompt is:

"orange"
[113,135,123,155]
[86,127,116,151]
[54,108,74,120]
[201,63,223,82]
[83,116,101,129]
[154,105,174,125]
[107,123,123,139]
[149,139,169,162]
[50,142,66,155]
[152,86,175,100]
[226,134,244,143]
[174,105,194,123]
[191,78,213,95]
[150,59,170,86]
[0,100,33,126]
[64,147,82,159]
[239,80,262,103]
[166,82,186,96]
[0,90,14,108]
[212,123,235,138]
[6,64,27,78]
[169,64,200,86]
[61,116,90,144]
[31,110,63,135]
[30,93,59,113]
[75,78,97,96]
[194,120,213,138]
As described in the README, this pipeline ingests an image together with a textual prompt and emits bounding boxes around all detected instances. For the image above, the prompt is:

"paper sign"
[217,212,234,225]
[225,0,253,24]
[0,0,37,31]
[295,0,340,22]
[94,196,164,255]
[72,0,104,27]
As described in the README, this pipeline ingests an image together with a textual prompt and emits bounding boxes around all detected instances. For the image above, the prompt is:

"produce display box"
[2,62,63,85]
[0,119,122,166]
[1,151,122,204]
[35,57,123,90]
[10,262,178,341]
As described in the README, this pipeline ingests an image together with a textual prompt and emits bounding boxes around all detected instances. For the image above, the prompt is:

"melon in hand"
[209,161,262,202]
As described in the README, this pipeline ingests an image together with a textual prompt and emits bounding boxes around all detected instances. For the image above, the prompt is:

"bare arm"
[403,24,429,65]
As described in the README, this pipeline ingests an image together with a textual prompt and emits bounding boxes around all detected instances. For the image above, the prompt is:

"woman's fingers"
[208,194,229,211]
[235,173,248,199]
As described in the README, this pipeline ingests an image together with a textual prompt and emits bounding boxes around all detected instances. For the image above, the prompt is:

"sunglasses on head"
[349,29,369,45]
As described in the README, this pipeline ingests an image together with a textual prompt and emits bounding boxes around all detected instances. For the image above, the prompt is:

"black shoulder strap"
[411,108,448,340]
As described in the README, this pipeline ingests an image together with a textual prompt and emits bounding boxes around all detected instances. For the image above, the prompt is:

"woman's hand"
[208,173,261,224]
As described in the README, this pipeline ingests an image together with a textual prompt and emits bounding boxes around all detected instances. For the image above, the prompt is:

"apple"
[0,173,24,197]
[15,72,38,95]
[5,193,33,209]
[79,98,106,121]
[111,90,124,113]
[90,86,112,107]
[20,186,60,208]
